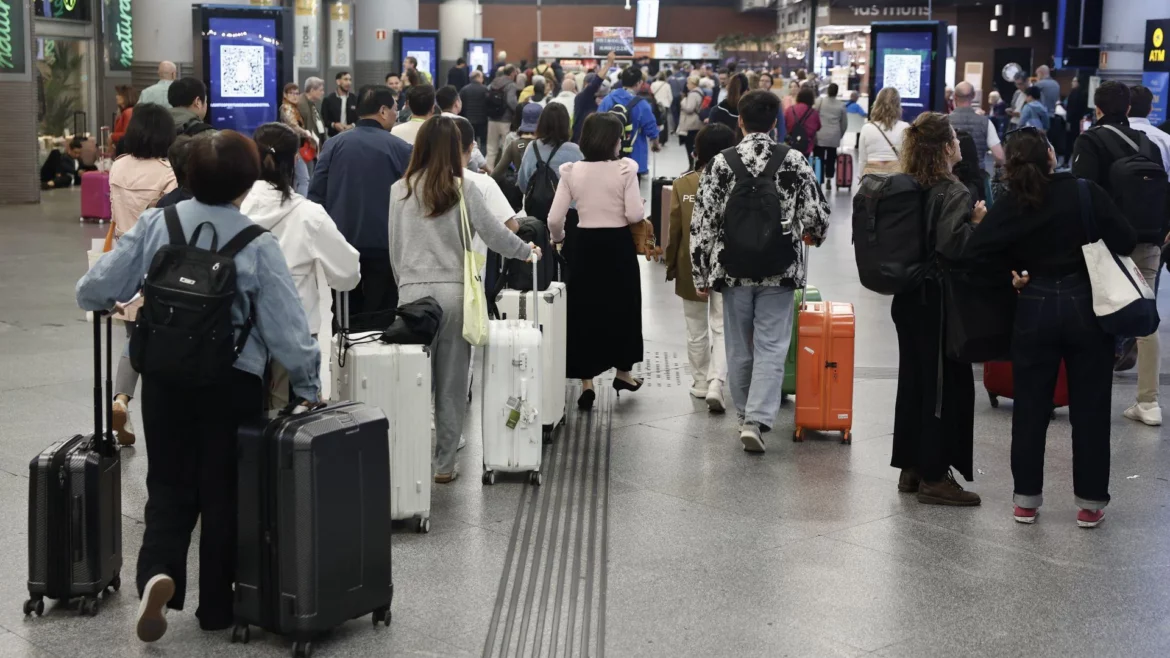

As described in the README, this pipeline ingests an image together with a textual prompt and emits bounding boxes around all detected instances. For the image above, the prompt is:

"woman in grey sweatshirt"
[389,116,536,483]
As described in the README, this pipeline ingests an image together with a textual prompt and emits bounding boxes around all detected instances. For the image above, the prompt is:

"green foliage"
[40,41,83,137]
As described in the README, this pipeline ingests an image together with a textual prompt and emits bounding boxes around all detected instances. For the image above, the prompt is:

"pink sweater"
[547,158,644,242]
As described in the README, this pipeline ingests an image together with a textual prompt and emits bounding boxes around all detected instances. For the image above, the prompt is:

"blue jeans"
[1011,273,1113,510]
[722,286,796,429]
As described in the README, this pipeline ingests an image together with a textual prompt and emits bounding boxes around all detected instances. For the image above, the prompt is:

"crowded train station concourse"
[3,0,1170,655]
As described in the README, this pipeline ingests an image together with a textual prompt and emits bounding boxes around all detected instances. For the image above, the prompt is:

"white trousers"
[682,293,727,387]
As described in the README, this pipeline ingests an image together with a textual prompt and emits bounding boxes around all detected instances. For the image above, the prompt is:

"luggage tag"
[506,396,522,429]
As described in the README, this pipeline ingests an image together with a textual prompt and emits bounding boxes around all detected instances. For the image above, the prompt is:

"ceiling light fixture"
[990,19,998,32]
[994,4,1003,16]
[1007,24,1016,37]
[1024,25,1032,38]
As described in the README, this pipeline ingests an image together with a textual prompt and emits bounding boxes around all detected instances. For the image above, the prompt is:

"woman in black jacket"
[708,74,748,141]
[890,112,986,507]
[961,127,1136,528]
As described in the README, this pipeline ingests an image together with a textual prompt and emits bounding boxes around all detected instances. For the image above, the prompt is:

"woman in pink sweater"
[547,113,646,410]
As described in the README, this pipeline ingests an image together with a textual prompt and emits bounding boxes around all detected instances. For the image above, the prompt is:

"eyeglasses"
[1004,125,1043,140]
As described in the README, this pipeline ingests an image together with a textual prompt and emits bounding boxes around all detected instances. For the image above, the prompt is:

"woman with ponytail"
[241,122,361,408]
[962,126,1137,528]
[890,112,986,507]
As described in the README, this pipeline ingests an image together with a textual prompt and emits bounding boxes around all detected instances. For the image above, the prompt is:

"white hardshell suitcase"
[333,293,433,533]
[482,257,544,486]
[494,281,566,443]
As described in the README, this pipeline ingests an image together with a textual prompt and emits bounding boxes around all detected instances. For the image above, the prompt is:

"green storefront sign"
[106,0,133,71]
[0,0,28,76]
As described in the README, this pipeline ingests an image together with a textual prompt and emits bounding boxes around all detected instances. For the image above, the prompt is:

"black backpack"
[852,173,945,295]
[130,206,267,386]
[610,96,646,157]
[784,107,814,154]
[721,144,795,280]
[1093,124,1169,243]
[485,86,508,121]
[523,142,562,222]
[491,218,559,293]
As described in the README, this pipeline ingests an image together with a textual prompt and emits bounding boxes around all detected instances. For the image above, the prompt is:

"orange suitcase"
[793,300,856,444]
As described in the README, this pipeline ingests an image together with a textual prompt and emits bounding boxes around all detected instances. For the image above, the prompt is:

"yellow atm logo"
[1153,28,1166,63]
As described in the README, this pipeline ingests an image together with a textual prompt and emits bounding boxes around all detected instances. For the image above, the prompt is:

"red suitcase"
[835,153,853,191]
[80,171,111,223]
[984,361,1069,409]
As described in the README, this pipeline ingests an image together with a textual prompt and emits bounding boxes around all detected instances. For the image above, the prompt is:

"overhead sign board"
[0,0,30,78]
[593,26,634,57]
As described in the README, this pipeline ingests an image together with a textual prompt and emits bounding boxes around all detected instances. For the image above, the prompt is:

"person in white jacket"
[242,122,361,407]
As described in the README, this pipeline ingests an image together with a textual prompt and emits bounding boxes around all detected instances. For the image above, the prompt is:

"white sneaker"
[458,434,467,450]
[705,381,725,414]
[1123,402,1162,427]
[112,399,136,446]
[136,574,175,643]
[689,383,706,399]
[740,422,765,453]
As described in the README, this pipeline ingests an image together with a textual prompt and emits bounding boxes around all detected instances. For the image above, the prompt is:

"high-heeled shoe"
[577,389,596,410]
[612,377,643,397]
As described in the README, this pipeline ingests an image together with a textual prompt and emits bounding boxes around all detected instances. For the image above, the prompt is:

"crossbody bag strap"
[874,123,899,157]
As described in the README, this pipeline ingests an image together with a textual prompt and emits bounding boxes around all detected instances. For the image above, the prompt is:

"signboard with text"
[295,0,318,69]
[538,41,593,59]
[329,3,351,68]
[36,0,91,21]
[593,26,634,57]
[105,0,133,72]
[0,0,30,78]
[1145,20,1170,125]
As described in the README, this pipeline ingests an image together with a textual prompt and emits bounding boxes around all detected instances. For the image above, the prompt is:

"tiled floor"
[2,140,1169,657]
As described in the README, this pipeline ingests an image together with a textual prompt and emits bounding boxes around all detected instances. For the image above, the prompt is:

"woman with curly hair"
[889,112,987,507]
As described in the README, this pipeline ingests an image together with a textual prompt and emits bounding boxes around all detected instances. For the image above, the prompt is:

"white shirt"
[338,93,349,125]
[1129,117,1170,175]
[463,168,522,265]
[857,120,910,166]
[442,112,487,170]
[390,118,427,145]
[985,120,1002,150]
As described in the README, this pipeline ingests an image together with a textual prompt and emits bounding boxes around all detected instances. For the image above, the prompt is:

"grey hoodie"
[489,76,520,123]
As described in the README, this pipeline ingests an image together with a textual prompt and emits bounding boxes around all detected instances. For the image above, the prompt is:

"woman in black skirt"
[547,113,645,409]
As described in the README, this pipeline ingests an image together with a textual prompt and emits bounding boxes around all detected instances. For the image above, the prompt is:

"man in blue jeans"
[690,91,831,452]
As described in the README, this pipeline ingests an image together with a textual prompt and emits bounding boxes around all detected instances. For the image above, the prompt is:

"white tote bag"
[1077,180,1160,338]
[460,186,490,346]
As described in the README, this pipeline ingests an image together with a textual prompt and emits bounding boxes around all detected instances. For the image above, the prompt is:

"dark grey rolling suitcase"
[25,314,122,617]
[233,402,393,658]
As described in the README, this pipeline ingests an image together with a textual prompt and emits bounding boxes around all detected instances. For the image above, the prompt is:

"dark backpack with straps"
[721,144,795,280]
[852,173,946,295]
[130,205,267,387]
[610,96,646,157]
[1092,124,1169,244]
[523,142,562,222]
[784,107,814,154]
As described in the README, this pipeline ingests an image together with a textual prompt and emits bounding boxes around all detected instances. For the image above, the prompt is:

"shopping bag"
[460,188,489,345]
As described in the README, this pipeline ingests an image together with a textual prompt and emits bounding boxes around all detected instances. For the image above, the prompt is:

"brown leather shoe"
[917,471,981,506]
[897,469,921,493]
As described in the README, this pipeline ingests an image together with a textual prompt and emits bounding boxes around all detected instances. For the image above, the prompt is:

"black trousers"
[814,146,838,182]
[1010,274,1113,508]
[137,369,263,628]
[347,252,398,330]
[890,281,976,481]
[473,121,488,156]
[681,130,698,171]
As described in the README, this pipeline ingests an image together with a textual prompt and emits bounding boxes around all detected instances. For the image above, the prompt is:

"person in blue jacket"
[597,66,662,177]
[308,85,412,321]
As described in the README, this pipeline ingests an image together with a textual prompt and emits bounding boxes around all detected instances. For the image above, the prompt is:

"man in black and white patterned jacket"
[690,90,831,453]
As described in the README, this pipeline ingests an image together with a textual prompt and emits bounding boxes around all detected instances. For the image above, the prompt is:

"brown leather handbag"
[631,219,656,260]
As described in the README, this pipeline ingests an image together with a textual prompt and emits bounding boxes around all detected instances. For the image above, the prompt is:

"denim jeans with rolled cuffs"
[722,285,796,429]
[1010,273,1113,511]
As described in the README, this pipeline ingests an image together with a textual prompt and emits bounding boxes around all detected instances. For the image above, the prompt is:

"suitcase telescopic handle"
[92,312,114,454]
[531,251,540,332]
[800,243,810,312]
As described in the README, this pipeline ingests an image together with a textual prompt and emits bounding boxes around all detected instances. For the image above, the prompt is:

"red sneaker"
[1076,509,1105,528]
[1013,506,1038,524]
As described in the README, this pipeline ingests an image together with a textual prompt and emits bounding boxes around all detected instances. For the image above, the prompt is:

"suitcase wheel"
[372,605,391,627]
[79,597,99,617]
[989,394,1000,408]
[231,624,251,644]
[841,431,852,445]
[529,471,543,486]
[792,428,804,443]
[417,517,431,534]
[107,575,121,594]
[542,426,554,445]
[482,470,496,486]
[23,598,44,617]
[292,640,313,658]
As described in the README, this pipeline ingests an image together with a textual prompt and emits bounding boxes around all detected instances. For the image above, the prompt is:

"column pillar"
[0,0,39,204]
[437,0,479,87]
[353,0,418,88]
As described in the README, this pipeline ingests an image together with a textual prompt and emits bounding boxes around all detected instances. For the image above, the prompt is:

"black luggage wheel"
[529,471,542,486]
[372,605,391,627]
[78,597,99,616]
[988,393,999,408]
[292,640,313,658]
[231,624,251,644]
[106,575,121,594]
[22,598,44,617]
[542,426,554,444]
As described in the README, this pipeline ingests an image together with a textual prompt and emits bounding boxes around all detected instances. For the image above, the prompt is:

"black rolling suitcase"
[233,402,393,657]
[25,314,122,617]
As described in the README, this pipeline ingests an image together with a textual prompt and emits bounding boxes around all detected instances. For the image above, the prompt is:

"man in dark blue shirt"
[309,85,412,320]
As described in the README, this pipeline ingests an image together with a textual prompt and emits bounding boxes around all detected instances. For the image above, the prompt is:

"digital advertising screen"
[397,31,439,82]
[465,39,494,76]
[870,22,946,124]
[206,16,279,136]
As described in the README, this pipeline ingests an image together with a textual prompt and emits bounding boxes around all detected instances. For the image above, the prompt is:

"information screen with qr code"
[872,31,935,123]
[208,17,279,136]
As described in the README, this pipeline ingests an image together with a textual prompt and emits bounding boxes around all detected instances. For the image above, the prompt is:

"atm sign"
[1151,28,1165,64]
[1147,21,1170,72]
